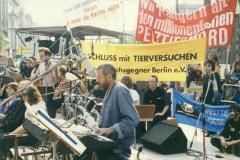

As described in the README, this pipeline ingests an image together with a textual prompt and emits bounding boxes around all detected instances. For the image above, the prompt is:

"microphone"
[208,74,213,80]
[77,106,100,133]
[70,46,97,78]
[88,84,100,96]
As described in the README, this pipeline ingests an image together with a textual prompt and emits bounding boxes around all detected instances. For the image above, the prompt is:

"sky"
[22,0,204,32]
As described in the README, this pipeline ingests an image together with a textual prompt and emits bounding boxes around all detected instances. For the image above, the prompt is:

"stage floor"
[133,123,239,160]
[16,113,239,160]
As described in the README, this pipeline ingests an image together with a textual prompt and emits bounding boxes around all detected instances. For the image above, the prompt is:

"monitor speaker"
[139,123,187,154]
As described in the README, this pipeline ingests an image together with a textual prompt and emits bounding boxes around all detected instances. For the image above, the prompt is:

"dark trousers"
[211,137,240,155]
[51,95,64,118]
[38,87,54,118]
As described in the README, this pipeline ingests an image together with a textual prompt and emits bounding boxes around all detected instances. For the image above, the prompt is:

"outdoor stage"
[14,120,239,160]
[135,123,239,160]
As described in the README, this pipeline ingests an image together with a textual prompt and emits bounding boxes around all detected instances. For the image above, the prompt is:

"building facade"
[0,0,33,56]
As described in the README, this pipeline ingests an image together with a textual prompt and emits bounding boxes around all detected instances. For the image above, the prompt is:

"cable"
[186,149,215,160]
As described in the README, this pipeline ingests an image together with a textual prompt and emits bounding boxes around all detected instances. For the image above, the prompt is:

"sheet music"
[36,110,86,155]
[57,119,91,137]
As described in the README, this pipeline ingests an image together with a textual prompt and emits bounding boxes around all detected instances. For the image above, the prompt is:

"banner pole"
[225,45,231,69]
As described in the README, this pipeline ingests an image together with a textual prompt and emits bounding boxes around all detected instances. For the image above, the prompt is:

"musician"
[0,82,20,118]
[33,47,59,118]
[0,86,46,159]
[51,65,70,118]
[0,80,29,133]
[94,63,139,159]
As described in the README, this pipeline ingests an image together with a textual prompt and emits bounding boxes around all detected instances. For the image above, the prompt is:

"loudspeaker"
[25,36,33,42]
[139,123,187,154]
[37,40,58,55]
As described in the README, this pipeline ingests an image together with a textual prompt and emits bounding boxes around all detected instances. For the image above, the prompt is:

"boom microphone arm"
[69,30,97,79]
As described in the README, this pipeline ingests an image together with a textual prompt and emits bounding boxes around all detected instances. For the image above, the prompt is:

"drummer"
[51,65,70,118]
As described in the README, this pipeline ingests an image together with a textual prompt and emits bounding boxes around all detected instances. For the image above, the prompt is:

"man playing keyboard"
[95,63,140,160]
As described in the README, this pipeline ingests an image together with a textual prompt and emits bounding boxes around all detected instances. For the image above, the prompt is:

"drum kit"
[57,70,102,126]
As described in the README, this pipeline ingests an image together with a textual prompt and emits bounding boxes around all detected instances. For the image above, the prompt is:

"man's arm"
[155,105,169,116]
[101,89,139,139]
[220,136,240,146]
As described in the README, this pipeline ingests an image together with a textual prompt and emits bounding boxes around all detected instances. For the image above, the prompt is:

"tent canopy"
[9,25,124,39]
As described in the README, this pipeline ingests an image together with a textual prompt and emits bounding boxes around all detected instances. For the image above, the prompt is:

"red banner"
[136,0,237,47]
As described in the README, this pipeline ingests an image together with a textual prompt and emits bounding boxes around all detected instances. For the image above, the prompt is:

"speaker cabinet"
[139,123,187,154]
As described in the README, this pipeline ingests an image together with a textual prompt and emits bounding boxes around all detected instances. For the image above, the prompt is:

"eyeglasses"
[149,81,156,83]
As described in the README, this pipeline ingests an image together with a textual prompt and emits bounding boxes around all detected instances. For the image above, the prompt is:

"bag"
[2,99,26,131]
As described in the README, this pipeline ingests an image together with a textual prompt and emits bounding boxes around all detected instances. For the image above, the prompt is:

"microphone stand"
[189,75,212,160]
[0,46,81,107]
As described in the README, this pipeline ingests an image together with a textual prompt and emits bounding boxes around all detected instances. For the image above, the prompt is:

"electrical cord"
[187,149,216,160]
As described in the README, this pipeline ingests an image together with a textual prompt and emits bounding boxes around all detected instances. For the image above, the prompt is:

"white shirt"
[25,101,47,123]
[129,89,140,102]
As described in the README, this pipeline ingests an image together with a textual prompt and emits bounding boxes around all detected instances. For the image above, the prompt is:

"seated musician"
[0,82,20,120]
[0,86,47,159]
[51,65,70,118]
[0,80,28,133]
[75,63,139,160]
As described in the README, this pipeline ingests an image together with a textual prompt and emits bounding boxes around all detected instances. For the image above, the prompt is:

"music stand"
[133,105,155,149]
[66,72,85,94]
[35,110,86,158]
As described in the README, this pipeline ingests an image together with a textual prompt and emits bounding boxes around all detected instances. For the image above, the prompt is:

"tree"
[0,28,6,52]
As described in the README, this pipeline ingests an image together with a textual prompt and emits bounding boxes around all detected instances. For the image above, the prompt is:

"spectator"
[208,53,220,75]
[199,59,222,105]
[19,61,26,78]
[199,59,222,137]
[144,75,171,125]
[210,105,240,157]
[225,59,240,81]
[120,74,140,105]
[22,58,33,79]
[2,56,18,77]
